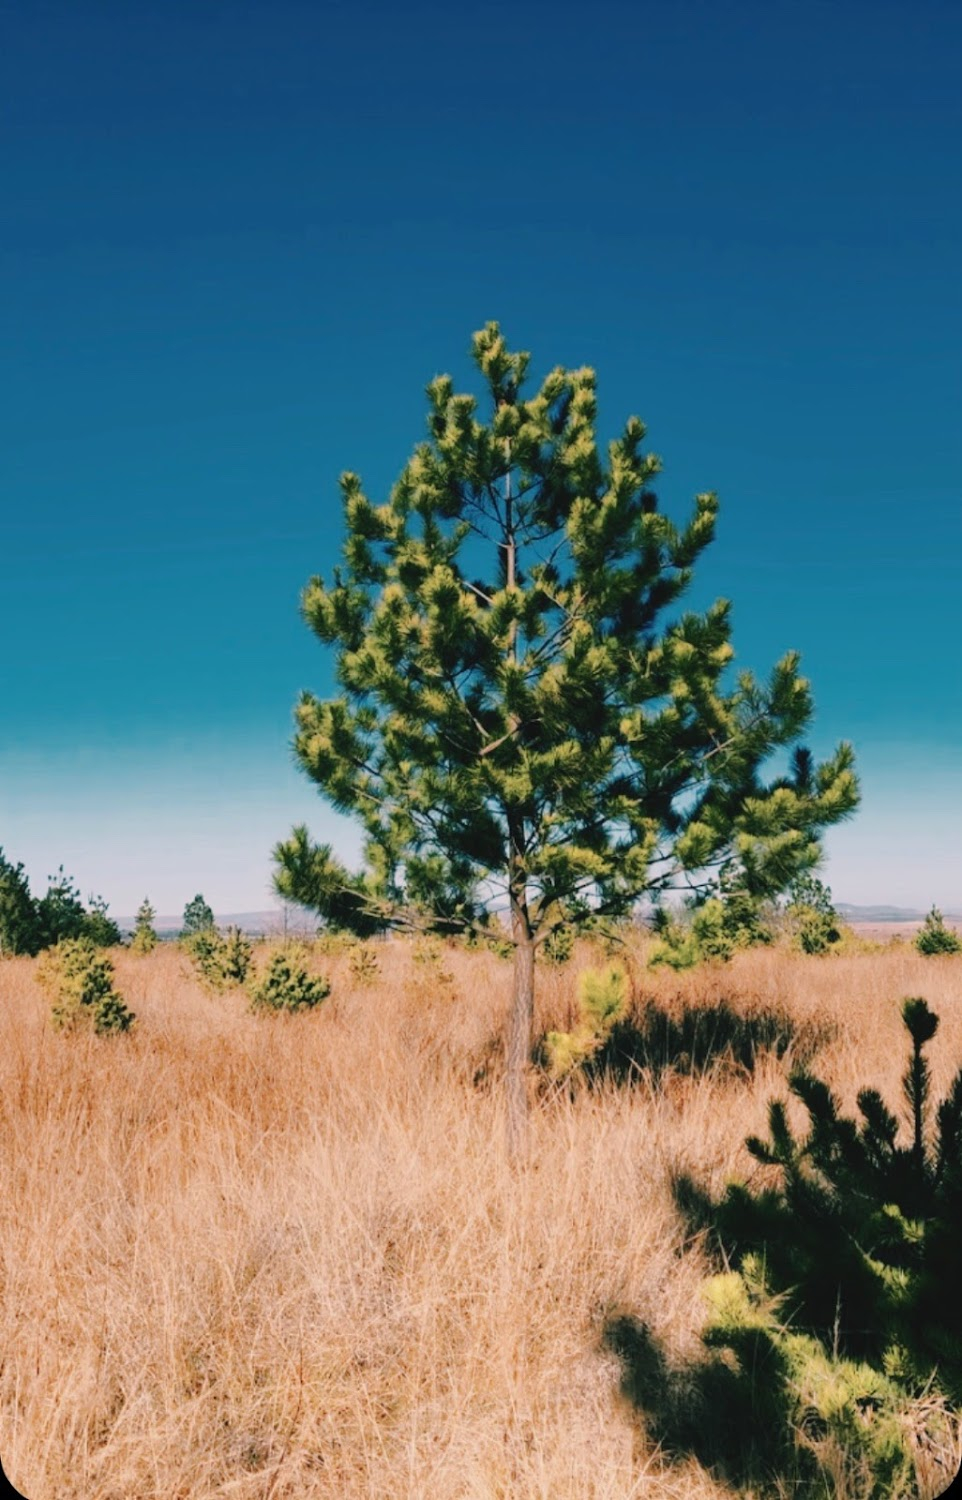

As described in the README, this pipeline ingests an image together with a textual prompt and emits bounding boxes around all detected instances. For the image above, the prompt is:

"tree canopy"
[275,323,859,1151]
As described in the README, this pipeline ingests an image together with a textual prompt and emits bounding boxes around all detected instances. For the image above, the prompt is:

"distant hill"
[836,902,962,923]
[116,908,315,939]
[115,901,962,938]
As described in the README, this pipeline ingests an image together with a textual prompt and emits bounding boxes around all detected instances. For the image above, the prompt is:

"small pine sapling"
[785,873,842,955]
[915,906,961,956]
[542,923,575,966]
[181,893,216,938]
[542,963,627,1077]
[0,847,41,956]
[219,926,253,986]
[249,953,331,1013]
[696,996,962,1404]
[130,897,158,954]
[38,937,136,1034]
[348,943,381,984]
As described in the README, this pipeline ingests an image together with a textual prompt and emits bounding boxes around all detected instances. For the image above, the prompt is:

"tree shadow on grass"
[603,1311,816,1496]
[583,997,833,1088]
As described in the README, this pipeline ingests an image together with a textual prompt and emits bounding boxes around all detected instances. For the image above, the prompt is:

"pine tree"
[0,847,41,957]
[131,897,158,953]
[274,324,859,1156]
[181,893,215,938]
[915,905,961,956]
[82,893,122,947]
[36,866,88,947]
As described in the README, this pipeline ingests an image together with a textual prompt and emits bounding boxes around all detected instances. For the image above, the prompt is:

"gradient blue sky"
[2,0,960,916]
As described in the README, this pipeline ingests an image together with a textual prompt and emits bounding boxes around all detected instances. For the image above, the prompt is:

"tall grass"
[0,937,959,1498]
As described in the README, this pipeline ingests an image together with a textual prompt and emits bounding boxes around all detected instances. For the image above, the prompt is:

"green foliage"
[0,847,41,956]
[130,897,158,954]
[273,323,858,942]
[185,925,252,988]
[542,923,575,965]
[690,997,962,1406]
[785,873,842,954]
[218,926,253,986]
[0,853,121,955]
[648,874,776,971]
[83,893,122,947]
[36,867,88,947]
[542,963,627,1077]
[648,900,737,968]
[915,905,961,956]
[181,893,216,938]
[717,861,775,948]
[38,937,136,1034]
[249,953,331,1013]
[698,1260,946,1498]
[273,324,858,1150]
[463,925,513,959]
[34,868,121,949]
[348,942,381,984]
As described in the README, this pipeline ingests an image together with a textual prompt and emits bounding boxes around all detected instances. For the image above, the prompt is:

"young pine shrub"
[184,926,252,989]
[915,906,961,956]
[130,897,158,954]
[218,926,253,986]
[542,923,575,966]
[37,937,136,1034]
[249,952,330,1014]
[699,1259,949,1500]
[541,963,627,1078]
[785,874,842,955]
[348,942,380,985]
[648,905,716,970]
[679,994,962,1495]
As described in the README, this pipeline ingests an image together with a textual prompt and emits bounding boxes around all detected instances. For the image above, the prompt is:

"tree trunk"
[506,930,535,1162]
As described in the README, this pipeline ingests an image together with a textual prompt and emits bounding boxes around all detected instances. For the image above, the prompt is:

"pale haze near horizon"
[2,740,958,918]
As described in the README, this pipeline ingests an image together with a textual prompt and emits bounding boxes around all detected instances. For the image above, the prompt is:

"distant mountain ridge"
[836,902,962,923]
[116,902,961,937]
[116,909,312,937]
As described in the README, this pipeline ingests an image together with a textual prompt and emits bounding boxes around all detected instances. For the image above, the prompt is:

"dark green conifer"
[0,847,41,956]
[915,905,960,956]
[181,893,216,938]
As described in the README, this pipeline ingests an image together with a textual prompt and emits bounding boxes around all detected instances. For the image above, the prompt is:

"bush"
[38,938,136,1034]
[181,893,216,938]
[348,943,380,984]
[130,898,158,954]
[698,1261,951,1498]
[785,874,841,955]
[185,925,252,988]
[82,894,122,947]
[542,924,575,966]
[686,996,962,1402]
[915,906,961,956]
[664,995,962,1495]
[0,847,41,956]
[249,953,330,1013]
[541,963,627,1078]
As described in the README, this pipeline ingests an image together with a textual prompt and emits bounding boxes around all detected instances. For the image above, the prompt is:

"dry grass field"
[1,936,960,1499]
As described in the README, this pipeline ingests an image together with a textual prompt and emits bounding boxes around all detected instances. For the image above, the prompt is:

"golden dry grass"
[1,937,960,1499]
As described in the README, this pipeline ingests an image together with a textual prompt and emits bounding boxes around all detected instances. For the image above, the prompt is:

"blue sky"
[2,0,960,916]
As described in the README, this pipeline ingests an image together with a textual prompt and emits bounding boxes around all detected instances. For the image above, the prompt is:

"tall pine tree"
[0,848,41,957]
[275,325,859,1155]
